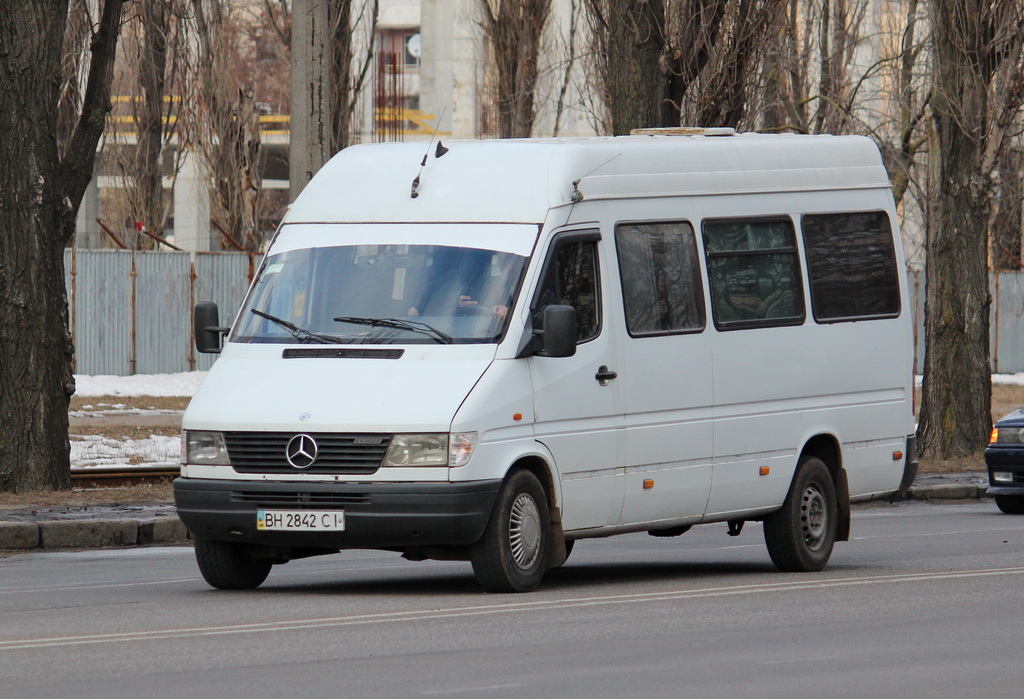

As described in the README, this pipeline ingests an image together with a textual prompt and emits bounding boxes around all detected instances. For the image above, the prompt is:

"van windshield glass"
[233,244,528,345]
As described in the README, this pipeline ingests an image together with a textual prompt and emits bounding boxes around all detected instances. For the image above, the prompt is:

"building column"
[173,149,211,251]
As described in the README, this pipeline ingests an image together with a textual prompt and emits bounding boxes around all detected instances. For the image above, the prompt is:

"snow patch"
[70,434,180,470]
[74,372,206,397]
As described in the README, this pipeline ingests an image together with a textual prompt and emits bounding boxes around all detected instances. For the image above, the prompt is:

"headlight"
[383,434,448,467]
[185,431,230,465]
[993,471,1015,483]
[994,427,1024,444]
[382,432,478,467]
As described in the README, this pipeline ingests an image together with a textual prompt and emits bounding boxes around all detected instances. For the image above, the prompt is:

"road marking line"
[2,566,1023,651]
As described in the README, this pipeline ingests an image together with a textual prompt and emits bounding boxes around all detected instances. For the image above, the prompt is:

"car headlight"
[382,433,478,467]
[185,431,230,465]
[994,427,1024,444]
[993,471,1015,483]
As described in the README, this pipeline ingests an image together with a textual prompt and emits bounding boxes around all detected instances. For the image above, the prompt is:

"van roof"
[284,133,892,225]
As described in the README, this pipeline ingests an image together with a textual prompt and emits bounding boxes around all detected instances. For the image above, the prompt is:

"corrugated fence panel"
[74,251,133,375]
[193,253,255,371]
[136,251,192,374]
[993,271,1024,374]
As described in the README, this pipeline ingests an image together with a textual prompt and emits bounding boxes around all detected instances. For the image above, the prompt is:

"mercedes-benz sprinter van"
[174,131,917,592]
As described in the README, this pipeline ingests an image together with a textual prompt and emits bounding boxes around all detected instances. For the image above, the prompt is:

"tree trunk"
[917,0,997,459]
[136,0,169,239]
[587,0,669,134]
[991,148,1023,270]
[0,0,124,492]
[0,3,75,491]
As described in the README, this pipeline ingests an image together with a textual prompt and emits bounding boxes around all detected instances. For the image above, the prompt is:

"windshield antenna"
[411,106,447,199]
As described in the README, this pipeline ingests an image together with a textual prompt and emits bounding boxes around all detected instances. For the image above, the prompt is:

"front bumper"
[983,446,1024,495]
[173,477,501,550]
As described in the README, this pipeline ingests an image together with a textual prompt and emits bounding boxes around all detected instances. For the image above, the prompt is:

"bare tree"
[585,0,669,134]
[329,0,378,151]
[0,0,127,492]
[192,0,264,250]
[918,0,1024,459]
[584,1,785,134]
[479,0,554,138]
[104,1,191,246]
[674,0,787,127]
[991,146,1024,270]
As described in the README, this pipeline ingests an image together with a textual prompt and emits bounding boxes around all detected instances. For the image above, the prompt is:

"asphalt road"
[1,500,1022,698]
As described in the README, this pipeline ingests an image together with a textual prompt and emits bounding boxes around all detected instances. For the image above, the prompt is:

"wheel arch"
[800,433,850,542]
[507,454,570,567]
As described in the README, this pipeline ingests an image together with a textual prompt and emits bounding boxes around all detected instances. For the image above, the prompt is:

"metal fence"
[65,249,256,375]
[63,253,1024,376]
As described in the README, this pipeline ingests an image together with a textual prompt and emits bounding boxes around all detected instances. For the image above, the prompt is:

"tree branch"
[59,0,127,219]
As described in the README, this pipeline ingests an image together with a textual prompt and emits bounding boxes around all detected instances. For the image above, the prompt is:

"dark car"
[984,408,1024,514]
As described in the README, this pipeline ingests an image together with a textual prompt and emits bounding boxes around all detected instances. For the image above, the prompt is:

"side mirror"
[194,301,230,354]
[541,305,577,358]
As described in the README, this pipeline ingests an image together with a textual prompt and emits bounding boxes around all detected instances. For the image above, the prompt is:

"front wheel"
[194,539,273,590]
[470,469,550,592]
[995,494,1024,514]
[763,456,837,572]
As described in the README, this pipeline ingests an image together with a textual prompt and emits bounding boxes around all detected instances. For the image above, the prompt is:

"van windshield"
[233,244,528,345]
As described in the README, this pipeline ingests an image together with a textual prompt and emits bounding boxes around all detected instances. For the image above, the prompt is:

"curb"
[902,484,990,501]
[0,514,190,552]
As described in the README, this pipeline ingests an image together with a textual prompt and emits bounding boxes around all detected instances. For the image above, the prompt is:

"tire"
[470,469,551,592]
[994,494,1024,514]
[763,456,838,572]
[194,539,273,590]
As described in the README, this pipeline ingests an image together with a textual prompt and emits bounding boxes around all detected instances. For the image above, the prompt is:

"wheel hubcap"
[509,493,541,569]
[801,485,828,551]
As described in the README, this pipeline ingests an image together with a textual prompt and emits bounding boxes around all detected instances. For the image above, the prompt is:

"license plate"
[257,510,345,531]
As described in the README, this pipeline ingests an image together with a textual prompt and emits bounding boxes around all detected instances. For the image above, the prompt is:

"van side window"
[534,239,600,342]
[801,211,901,322]
[703,218,805,330]
[615,221,705,336]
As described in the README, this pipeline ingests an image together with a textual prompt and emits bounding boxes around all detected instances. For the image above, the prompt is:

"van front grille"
[224,432,391,475]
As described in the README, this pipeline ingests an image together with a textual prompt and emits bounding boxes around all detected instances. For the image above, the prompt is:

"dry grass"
[0,483,174,509]
[70,395,191,412]
[69,424,181,439]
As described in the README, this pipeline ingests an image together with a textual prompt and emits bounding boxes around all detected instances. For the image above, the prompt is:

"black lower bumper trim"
[173,477,501,550]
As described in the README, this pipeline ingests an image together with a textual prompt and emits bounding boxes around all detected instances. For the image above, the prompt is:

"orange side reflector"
[892,451,903,461]
[513,413,523,421]
[643,479,654,489]
[991,428,999,444]
[759,466,770,476]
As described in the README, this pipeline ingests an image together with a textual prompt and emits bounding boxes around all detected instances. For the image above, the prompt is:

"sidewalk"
[0,472,994,553]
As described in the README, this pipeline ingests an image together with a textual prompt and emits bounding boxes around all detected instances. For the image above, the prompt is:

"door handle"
[595,365,618,386]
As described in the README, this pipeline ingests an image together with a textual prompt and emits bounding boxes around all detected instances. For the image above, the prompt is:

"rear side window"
[703,218,805,330]
[615,221,705,336]
[801,211,901,322]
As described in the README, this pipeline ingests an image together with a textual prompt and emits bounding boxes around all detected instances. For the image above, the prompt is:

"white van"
[174,131,918,592]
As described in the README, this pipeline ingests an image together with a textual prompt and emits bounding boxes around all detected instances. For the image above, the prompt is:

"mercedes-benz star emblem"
[286,433,319,469]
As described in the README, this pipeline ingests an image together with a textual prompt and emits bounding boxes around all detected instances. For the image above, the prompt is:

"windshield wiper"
[333,316,453,345]
[251,309,346,344]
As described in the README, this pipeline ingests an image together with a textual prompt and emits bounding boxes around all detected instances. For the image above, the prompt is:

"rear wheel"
[994,494,1024,514]
[471,469,550,592]
[194,539,273,590]
[763,456,837,572]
